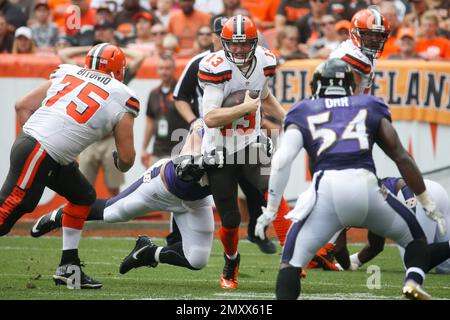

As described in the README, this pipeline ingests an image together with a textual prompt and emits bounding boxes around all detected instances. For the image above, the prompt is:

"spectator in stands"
[193,25,212,54]
[48,0,71,29]
[416,10,450,60]
[95,3,115,24]
[154,0,174,28]
[12,26,35,53]
[273,25,308,62]
[30,1,59,48]
[141,54,189,167]
[194,0,223,16]
[379,1,401,59]
[0,0,27,29]
[335,19,350,42]
[329,0,365,21]
[212,0,240,21]
[167,0,210,50]
[371,0,407,22]
[126,11,156,55]
[54,34,73,52]
[388,27,423,60]
[309,14,340,58]
[295,0,330,45]
[162,32,179,55]
[275,0,310,29]
[64,0,96,36]
[12,0,36,20]
[240,0,280,31]
[403,0,429,32]
[0,12,13,52]
[115,0,156,37]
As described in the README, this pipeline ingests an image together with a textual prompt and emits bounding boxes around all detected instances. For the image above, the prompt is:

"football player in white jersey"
[329,6,390,94]
[0,43,139,288]
[198,15,287,289]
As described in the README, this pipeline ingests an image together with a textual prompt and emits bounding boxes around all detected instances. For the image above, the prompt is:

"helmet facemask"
[222,35,258,66]
[353,28,389,59]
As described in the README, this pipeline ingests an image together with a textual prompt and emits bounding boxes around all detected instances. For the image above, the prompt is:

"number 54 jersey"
[284,94,391,174]
[198,46,277,154]
[23,64,140,165]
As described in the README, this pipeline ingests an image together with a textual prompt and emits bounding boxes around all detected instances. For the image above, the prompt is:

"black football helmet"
[310,58,356,99]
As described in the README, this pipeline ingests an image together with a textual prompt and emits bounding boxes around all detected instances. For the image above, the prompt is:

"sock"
[276,267,301,300]
[404,239,430,285]
[427,241,450,272]
[350,253,362,267]
[60,248,79,266]
[62,227,82,251]
[266,193,292,246]
[219,226,239,257]
[159,242,198,270]
[87,199,107,221]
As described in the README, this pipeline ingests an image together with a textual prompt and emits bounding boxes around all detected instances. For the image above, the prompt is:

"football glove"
[417,191,447,236]
[255,206,277,240]
[173,155,205,182]
[202,149,224,169]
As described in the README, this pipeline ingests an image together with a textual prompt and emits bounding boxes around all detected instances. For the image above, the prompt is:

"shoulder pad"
[198,51,232,84]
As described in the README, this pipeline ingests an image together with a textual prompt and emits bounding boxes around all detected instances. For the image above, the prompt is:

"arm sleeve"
[266,127,304,212]
[201,84,225,117]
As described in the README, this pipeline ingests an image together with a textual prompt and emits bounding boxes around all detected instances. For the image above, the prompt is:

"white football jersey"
[198,46,277,154]
[23,64,139,165]
[329,40,376,94]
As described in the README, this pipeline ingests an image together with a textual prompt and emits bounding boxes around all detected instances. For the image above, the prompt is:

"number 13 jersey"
[23,64,140,165]
[198,46,277,154]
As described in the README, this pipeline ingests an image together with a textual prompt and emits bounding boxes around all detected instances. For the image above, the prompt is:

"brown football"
[221,90,259,108]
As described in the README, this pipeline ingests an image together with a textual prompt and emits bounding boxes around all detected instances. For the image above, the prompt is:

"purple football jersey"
[164,160,211,201]
[284,94,391,174]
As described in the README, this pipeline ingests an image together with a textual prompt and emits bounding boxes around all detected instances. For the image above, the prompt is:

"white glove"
[424,203,447,236]
[255,206,277,240]
[417,191,447,236]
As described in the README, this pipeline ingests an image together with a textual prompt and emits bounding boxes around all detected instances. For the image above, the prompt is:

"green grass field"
[1,236,449,300]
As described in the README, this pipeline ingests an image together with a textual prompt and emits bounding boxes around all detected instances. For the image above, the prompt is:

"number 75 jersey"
[284,94,391,174]
[23,64,140,165]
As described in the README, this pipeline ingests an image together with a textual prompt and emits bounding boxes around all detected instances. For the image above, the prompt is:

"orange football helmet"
[221,15,258,66]
[350,7,390,59]
[85,43,126,82]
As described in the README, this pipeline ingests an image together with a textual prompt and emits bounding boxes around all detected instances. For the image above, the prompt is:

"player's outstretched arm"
[15,80,52,126]
[113,112,136,172]
[376,118,447,234]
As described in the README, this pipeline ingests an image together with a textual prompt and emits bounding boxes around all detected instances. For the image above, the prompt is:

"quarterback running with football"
[0,43,138,288]
[198,15,287,289]
[257,59,448,300]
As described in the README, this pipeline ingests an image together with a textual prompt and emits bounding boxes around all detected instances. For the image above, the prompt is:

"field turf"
[1,236,449,300]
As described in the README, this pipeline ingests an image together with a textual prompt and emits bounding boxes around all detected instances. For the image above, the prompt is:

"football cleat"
[119,235,158,274]
[247,235,277,254]
[220,253,240,289]
[31,209,62,238]
[53,262,102,289]
[402,280,432,300]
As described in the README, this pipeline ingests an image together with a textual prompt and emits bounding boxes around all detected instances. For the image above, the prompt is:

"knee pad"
[186,245,211,270]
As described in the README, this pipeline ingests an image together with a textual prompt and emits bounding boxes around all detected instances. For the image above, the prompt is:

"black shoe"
[31,209,62,238]
[220,253,240,289]
[53,262,103,289]
[119,235,158,274]
[247,235,277,254]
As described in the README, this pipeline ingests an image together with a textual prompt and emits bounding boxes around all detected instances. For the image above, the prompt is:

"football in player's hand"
[221,90,259,108]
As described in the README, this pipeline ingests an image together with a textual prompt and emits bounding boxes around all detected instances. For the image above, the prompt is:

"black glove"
[202,149,224,169]
[173,155,205,182]
[112,150,120,170]
[256,135,273,158]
